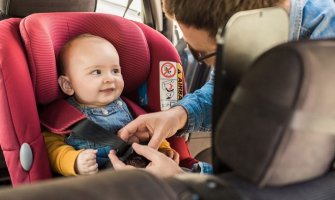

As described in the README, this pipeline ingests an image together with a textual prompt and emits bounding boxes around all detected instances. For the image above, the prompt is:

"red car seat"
[0,12,193,186]
[0,0,97,186]
[0,18,52,186]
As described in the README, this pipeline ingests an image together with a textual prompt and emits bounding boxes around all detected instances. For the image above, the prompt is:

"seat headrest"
[0,0,96,18]
[215,39,335,187]
[20,12,151,104]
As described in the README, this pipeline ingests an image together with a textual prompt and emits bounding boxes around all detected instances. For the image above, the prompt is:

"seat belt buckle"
[117,145,150,168]
[117,145,134,162]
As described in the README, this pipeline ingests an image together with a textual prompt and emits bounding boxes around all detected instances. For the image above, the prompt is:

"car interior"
[0,0,334,199]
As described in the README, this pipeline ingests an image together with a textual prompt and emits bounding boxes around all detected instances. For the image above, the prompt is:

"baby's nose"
[103,75,115,83]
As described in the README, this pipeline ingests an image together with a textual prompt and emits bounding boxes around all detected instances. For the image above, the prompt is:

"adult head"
[58,34,124,107]
[162,0,290,66]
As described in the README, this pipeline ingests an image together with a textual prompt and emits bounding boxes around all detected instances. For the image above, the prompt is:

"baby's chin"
[75,99,114,108]
[86,102,114,108]
[73,95,120,108]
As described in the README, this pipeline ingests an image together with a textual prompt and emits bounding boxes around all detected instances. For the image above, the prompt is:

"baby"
[46,33,178,175]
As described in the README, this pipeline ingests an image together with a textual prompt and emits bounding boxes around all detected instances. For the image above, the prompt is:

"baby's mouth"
[100,88,114,93]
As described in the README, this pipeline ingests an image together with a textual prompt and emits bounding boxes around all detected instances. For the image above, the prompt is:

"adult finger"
[117,119,144,141]
[128,135,140,144]
[108,150,127,169]
[117,127,132,141]
[128,131,151,143]
[132,143,162,161]
[147,130,166,150]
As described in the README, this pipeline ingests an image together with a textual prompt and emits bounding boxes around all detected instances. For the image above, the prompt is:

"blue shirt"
[290,0,335,40]
[65,97,133,168]
[176,0,335,133]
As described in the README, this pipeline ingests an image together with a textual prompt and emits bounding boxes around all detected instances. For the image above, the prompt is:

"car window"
[96,0,142,22]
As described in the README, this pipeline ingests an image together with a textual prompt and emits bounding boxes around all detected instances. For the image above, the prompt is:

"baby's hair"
[57,33,112,75]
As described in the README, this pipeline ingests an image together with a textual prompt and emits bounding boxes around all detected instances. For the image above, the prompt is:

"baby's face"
[63,37,124,107]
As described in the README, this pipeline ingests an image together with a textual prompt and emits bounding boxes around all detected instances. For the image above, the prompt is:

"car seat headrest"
[0,0,96,18]
[20,12,151,105]
[215,40,335,187]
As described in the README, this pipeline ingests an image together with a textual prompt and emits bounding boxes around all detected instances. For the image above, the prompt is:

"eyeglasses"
[187,43,216,63]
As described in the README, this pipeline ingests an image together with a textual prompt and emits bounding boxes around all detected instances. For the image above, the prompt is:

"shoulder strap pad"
[40,99,86,134]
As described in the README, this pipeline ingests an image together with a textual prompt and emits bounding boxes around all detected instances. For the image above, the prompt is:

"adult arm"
[175,70,214,134]
[118,71,214,148]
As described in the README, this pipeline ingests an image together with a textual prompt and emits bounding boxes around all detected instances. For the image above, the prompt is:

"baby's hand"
[75,149,98,175]
[158,148,179,164]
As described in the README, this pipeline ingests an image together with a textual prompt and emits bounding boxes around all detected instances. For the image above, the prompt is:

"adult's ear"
[58,75,74,96]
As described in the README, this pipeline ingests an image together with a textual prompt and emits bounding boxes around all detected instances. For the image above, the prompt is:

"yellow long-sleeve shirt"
[44,131,171,176]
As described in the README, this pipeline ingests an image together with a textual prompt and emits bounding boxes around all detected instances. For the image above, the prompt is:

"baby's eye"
[112,69,120,74]
[91,69,101,75]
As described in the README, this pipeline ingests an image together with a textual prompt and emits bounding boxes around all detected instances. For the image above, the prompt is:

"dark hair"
[162,0,284,38]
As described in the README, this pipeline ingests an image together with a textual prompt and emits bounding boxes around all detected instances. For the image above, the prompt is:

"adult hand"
[109,143,184,178]
[75,149,98,175]
[117,106,188,149]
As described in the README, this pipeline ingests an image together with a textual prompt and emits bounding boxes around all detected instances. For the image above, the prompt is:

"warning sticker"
[177,65,183,100]
[160,61,184,111]
[160,62,176,78]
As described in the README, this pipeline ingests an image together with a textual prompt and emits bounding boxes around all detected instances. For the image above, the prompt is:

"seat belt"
[40,98,134,161]
[71,119,133,161]
[69,112,149,167]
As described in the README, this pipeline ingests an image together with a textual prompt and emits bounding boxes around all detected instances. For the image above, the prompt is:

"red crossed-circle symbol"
[160,62,176,78]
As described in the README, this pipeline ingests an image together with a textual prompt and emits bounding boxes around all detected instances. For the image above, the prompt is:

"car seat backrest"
[0,18,52,186]
[0,0,96,18]
[20,12,149,104]
[215,40,335,187]
[0,12,184,186]
[19,12,182,112]
[0,0,99,186]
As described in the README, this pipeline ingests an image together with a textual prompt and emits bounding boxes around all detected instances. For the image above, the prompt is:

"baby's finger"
[166,150,174,158]
[83,149,98,154]
[172,151,179,164]
[86,159,97,167]
[83,152,97,161]
[86,164,98,175]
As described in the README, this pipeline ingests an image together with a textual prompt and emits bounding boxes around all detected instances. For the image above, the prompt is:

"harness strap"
[71,119,133,161]
[40,98,135,160]
[40,99,86,134]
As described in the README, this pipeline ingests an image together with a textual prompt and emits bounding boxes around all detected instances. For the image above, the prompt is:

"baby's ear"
[58,75,74,96]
